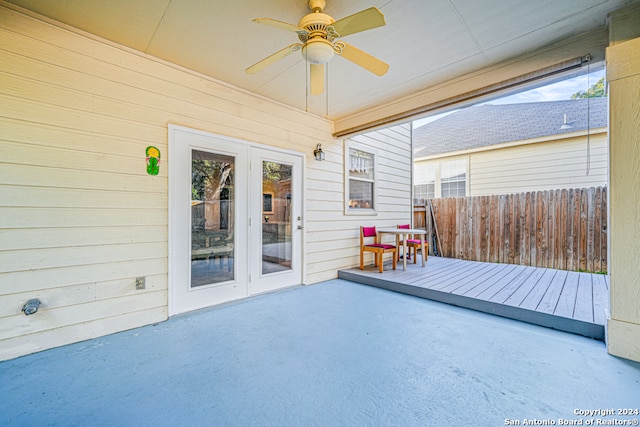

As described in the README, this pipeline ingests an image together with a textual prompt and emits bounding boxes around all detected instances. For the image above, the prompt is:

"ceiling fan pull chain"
[326,63,329,118]
[305,47,309,111]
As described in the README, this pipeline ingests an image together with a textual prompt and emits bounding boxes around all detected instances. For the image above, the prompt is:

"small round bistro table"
[376,228,427,271]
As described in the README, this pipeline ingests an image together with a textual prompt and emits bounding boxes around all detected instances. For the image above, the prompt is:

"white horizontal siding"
[0,306,168,361]
[0,259,168,296]
[0,226,166,251]
[0,274,165,319]
[0,5,413,360]
[470,134,608,195]
[305,123,413,281]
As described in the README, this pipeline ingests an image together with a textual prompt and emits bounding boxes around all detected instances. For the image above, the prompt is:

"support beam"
[606,18,640,362]
[334,28,608,138]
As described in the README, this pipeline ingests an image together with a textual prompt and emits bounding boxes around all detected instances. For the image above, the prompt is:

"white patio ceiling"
[5,0,637,125]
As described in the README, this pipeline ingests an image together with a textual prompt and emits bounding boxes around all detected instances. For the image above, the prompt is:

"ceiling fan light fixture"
[302,39,335,64]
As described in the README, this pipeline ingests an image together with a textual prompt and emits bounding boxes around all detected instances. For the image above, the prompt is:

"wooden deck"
[338,256,609,340]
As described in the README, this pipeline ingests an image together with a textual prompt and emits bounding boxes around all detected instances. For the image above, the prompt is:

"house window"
[413,159,467,199]
[414,163,436,202]
[346,143,376,213]
[414,183,435,201]
[440,159,466,198]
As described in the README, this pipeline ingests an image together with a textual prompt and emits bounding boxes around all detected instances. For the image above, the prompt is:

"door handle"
[297,225,303,230]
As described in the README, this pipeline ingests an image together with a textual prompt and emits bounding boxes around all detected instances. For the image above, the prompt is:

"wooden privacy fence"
[414,187,607,273]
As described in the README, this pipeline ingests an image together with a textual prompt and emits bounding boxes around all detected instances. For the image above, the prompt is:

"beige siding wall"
[307,124,413,278]
[414,133,608,197]
[470,133,608,195]
[0,6,411,360]
[607,35,640,362]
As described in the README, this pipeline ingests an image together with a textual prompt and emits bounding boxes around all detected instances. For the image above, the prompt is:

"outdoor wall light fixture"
[314,144,325,161]
[22,299,41,316]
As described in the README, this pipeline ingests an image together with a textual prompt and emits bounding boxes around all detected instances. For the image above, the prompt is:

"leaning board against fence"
[414,187,607,273]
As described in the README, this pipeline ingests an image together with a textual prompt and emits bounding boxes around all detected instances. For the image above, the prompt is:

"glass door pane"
[191,149,235,287]
[261,160,292,275]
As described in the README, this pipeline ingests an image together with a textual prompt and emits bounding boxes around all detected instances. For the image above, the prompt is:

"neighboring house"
[413,98,608,199]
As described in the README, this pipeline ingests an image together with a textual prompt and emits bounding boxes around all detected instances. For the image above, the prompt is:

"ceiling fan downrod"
[309,0,326,13]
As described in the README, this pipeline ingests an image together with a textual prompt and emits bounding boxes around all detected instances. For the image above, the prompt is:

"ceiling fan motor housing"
[298,12,335,39]
[298,8,336,64]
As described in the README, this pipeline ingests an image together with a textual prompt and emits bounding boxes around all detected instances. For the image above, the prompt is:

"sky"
[413,69,605,128]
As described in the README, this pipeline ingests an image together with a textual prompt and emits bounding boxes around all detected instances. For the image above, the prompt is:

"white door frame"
[168,125,305,316]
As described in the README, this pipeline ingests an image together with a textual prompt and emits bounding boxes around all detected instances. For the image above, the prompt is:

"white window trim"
[437,156,469,198]
[415,156,469,198]
[344,140,378,215]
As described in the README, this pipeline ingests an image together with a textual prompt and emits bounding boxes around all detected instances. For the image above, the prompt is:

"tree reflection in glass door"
[191,150,234,287]
[261,161,292,275]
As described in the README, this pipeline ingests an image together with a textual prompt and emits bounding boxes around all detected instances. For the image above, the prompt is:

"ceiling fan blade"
[245,43,302,74]
[310,63,324,96]
[330,7,385,38]
[253,18,308,36]
[338,42,389,76]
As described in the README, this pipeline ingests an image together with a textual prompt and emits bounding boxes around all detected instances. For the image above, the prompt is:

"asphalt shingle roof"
[413,98,607,157]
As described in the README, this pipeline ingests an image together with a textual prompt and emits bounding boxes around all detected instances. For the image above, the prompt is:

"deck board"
[338,257,608,340]
[536,270,568,314]
[519,269,557,311]
[554,272,579,318]
[412,259,481,289]
[592,274,609,325]
[473,265,531,300]
[438,263,502,293]
[462,264,519,298]
[451,264,512,295]
[504,268,554,307]
[573,273,594,323]
[491,266,545,304]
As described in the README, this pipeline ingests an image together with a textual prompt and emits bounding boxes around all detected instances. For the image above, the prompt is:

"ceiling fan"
[246,0,389,96]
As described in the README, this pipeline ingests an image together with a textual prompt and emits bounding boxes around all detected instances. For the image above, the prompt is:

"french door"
[169,126,303,315]
[250,148,303,295]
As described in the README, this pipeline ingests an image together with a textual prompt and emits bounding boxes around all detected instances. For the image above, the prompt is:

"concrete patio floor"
[1,279,639,427]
